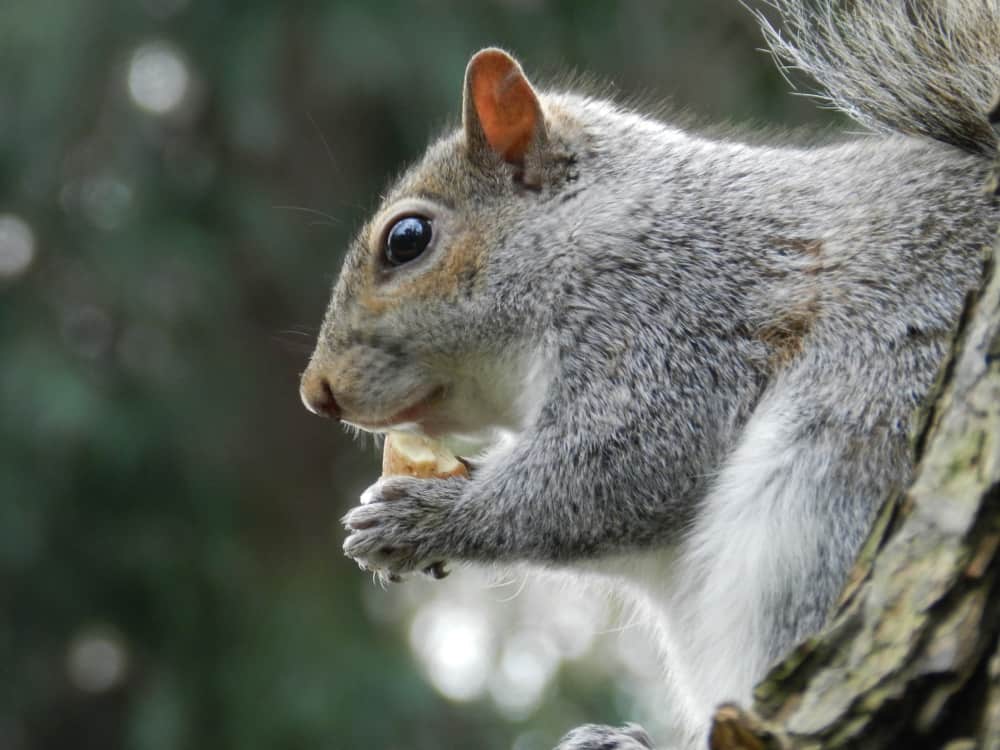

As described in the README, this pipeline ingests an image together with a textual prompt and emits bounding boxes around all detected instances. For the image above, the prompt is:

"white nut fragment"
[381,433,469,480]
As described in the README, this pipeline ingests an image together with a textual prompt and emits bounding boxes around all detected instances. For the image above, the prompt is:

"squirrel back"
[304,2,1000,748]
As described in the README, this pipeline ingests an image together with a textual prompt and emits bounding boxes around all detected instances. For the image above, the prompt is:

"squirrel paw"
[554,723,654,750]
[342,476,463,582]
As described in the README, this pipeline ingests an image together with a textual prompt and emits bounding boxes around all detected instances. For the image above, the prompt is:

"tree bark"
[709,179,1000,747]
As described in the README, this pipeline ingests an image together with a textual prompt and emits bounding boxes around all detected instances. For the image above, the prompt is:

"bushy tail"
[755,0,1000,156]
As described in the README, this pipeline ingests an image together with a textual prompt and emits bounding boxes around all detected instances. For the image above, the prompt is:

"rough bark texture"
[709,179,1000,747]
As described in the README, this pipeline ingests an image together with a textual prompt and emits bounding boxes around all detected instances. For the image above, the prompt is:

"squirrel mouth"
[348,385,446,432]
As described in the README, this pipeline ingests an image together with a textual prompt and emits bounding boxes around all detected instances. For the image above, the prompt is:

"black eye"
[385,216,433,266]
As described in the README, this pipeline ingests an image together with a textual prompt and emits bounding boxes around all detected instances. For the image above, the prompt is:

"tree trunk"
[709,178,1000,747]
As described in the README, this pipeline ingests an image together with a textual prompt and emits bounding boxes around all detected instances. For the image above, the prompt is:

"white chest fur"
[609,393,826,744]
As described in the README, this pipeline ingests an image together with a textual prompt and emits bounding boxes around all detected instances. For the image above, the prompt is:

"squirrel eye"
[385,216,432,266]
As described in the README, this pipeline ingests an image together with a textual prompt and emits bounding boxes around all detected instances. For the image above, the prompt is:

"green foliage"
[0,1,836,748]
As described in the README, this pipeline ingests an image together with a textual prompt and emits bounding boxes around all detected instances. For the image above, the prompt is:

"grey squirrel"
[299,1,1000,748]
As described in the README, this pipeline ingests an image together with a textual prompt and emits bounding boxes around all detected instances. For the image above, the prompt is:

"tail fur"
[756,0,1000,156]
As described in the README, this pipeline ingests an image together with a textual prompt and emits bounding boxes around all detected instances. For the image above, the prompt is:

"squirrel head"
[301,49,574,441]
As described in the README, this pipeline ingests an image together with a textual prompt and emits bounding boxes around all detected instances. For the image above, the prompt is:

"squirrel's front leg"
[343,416,690,579]
[342,475,466,582]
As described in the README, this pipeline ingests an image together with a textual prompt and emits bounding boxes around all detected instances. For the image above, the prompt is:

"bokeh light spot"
[127,41,190,115]
[409,603,493,702]
[0,214,36,279]
[67,628,129,694]
[490,630,559,719]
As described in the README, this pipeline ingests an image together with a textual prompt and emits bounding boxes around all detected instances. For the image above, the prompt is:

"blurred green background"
[0,1,838,748]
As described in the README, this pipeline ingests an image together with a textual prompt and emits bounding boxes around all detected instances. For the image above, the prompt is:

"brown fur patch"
[756,300,820,368]
[404,172,453,201]
[356,226,486,316]
[440,228,488,288]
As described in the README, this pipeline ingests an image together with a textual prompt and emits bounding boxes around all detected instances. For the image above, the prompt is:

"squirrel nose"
[300,371,342,419]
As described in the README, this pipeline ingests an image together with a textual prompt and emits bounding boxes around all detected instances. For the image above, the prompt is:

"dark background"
[0,1,839,748]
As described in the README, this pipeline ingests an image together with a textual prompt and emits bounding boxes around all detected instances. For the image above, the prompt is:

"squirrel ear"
[463,48,547,174]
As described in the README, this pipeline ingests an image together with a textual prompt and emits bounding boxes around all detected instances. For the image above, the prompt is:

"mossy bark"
[708,219,1000,750]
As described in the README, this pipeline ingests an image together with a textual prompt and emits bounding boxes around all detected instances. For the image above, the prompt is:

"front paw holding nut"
[343,476,463,583]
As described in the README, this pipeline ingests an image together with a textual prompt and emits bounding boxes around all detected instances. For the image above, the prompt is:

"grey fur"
[754,0,1000,156]
[305,2,1000,748]
[555,724,654,750]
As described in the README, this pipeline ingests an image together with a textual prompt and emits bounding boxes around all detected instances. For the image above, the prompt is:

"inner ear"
[463,48,547,169]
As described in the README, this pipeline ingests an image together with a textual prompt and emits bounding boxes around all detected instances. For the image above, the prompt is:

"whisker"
[494,573,530,603]
[276,327,317,337]
[273,204,342,224]
[308,110,340,176]
[270,337,315,355]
